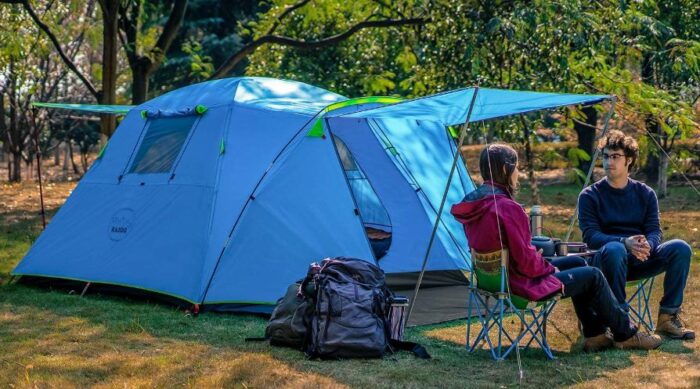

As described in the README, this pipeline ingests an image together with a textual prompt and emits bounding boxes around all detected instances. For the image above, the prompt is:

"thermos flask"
[530,205,543,236]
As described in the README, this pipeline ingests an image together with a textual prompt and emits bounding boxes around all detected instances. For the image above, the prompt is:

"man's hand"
[624,235,651,261]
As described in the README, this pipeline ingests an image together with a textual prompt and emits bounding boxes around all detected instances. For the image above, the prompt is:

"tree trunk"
[62,143,70,172]
[10,151,21,182]
[80,151,88,173]
[67,142,79,174]
[0,92,5,165]
[573,106,597,175]
[520,116,540,204]
[641,53,660,182]
[132,60,151,104]
[643,118,662,182]
[100,0,120,137]
[26,158,33,181]
[657,151,669,198]
[54,140,61,165]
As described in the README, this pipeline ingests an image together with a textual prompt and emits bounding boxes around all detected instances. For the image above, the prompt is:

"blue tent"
[14,79,610,324]
[13,78,473,318]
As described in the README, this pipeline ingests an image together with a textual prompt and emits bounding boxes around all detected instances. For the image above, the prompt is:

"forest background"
[0,0,698,197]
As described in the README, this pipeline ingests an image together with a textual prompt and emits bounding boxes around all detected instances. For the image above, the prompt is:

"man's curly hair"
[598,130,639,169]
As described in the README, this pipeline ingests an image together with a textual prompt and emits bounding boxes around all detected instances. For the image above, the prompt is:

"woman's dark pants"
[550,256,637,341]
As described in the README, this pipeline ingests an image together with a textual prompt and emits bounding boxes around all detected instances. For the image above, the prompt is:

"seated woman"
[451,143,661,352]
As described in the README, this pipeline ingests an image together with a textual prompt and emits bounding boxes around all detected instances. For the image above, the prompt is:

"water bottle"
[530,205,543,237]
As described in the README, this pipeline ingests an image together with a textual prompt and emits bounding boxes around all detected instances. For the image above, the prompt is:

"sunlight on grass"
[1,182,699,387]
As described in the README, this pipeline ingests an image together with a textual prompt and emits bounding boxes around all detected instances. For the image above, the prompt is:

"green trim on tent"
[219,138,225,155]
[96,142,108,159]
[448,126,459,139]
[141,110,148,119]
[12,272,199,305]
[306,96,403,137]
[202,300,276,306]
[307,119,325,138]
[32,102,134,115]
[195,105,208,115]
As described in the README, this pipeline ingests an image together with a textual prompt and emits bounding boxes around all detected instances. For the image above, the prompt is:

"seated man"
[578,130,694,340]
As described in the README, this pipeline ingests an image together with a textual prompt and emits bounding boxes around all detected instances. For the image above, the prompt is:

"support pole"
[563,98,616,242]
[406,87,480,324]
[31,107,47,230]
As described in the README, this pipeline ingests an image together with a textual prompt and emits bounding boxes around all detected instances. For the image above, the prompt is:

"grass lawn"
[1,181,699,388]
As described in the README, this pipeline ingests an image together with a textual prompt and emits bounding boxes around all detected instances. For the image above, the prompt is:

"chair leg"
[466,294,558,360]
[627,278,656,332]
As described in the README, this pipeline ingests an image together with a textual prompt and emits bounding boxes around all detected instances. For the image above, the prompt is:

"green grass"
[1,182,699,388]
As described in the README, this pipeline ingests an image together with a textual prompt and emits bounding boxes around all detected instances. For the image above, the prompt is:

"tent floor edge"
[15,276,195,309]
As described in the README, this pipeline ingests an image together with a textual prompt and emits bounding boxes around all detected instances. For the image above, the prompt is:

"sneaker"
[656,312,696,340]
[614,331,662,350]
[583,333,613,352]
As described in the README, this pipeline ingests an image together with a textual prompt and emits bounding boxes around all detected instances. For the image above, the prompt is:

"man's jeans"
[589,239,693,315]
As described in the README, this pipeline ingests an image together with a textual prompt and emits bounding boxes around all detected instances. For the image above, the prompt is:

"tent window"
[333,135,392,259]
[334,136,359,172]
[129,116,197,174]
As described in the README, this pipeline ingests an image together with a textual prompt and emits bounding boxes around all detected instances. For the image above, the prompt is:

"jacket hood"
[450,182,509,225]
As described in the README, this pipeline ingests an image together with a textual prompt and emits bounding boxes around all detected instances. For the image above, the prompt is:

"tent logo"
[109,209,134,241]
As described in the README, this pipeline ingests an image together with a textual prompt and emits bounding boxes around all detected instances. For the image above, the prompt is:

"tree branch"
[149,0,188,72]
[266,0,311,35]
[118,1,139,67]
[211,17,425,79]
[8,0,100,99]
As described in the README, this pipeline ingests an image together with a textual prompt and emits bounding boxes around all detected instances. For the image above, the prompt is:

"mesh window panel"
[129,116,197,174]
[333,135,359,171]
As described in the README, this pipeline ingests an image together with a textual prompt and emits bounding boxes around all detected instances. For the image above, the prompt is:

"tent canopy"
[31,102,135,115]
[341,87,611,126]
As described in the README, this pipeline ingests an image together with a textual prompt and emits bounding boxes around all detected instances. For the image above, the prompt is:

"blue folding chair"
[627,277,656,331]
[466,248,560,360]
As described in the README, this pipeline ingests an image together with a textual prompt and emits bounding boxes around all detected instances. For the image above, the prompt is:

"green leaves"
[182,40,214,81]
[567,147,591,167]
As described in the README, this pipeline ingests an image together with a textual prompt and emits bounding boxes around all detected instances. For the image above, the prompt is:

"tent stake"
[406,87,480,325]
[563,97,616,243]
[80,282,91,297]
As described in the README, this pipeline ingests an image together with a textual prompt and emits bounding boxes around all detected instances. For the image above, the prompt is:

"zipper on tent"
[168,115,204,182]
[199,107,324,304]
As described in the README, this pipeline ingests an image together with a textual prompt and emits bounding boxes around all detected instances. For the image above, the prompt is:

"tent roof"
[339,87,611,126]
[32,77,346,116]
[140,77,345,114]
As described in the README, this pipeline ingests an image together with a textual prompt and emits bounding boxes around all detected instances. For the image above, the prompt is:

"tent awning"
[32,102,134,115]
[338,87,611,126]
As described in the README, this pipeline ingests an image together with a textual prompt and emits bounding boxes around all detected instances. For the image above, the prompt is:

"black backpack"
[264,282,313,349]
[258,257,429,359]
[306,257,391,358]
[306,257,429,359]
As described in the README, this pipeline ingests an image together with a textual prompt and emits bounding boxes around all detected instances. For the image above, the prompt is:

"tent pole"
[31,107,47,230]
[563,97,616,243]
[406,87,480,324]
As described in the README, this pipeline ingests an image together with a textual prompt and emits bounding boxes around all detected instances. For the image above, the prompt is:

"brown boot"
[583,333,613,352]
[656,312,696,340]
[614,331,662,350]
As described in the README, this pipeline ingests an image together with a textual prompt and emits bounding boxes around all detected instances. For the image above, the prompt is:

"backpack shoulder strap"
[389,339,431,359]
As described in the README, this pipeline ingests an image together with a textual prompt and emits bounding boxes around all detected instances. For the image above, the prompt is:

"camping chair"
[627,277,656,331]
[466,248,560,360]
